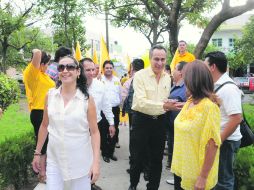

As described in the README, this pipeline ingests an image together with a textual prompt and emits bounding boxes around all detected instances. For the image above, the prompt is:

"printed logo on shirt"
[114,81,120,85]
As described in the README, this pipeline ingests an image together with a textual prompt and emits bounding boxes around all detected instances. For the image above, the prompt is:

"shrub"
[234,104,254,189]
[0,73,20,110]
[0,132,35,190]
[235,147,254,189]
[0,104,34,189]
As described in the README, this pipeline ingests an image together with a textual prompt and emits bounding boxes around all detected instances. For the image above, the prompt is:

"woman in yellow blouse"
[23,49,55,182]
[171,60,221,190]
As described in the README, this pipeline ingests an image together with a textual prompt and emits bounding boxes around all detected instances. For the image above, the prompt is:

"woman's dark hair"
[57,56,89,99]
[184,60,214,101]
[54,47,72,62]
[40,51,51,65]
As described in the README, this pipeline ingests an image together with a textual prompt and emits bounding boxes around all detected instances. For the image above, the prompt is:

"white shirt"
[47,87,93,180]
[89,79,114,125]
[214,73,242,141]
[101,75,121,107]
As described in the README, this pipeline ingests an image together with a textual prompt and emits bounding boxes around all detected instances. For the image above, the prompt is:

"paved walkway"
[34,124,174,190]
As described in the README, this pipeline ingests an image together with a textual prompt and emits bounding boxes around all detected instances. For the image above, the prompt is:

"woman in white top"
[32,56,100,190]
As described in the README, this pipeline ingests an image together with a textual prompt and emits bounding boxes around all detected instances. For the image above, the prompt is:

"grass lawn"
[243,104,254,130]
[0,103,32,143]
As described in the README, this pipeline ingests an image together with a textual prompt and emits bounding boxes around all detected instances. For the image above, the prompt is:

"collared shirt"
[167,81,187,126]
[47,87,93,180]
[46,62,59,83]
[23,63,55,110]
[172,98,221,190]
[214,73,242,141]
[132,67,171,116]
[170,51,195,71]
[89,79,114,125]
[101,75,121,107]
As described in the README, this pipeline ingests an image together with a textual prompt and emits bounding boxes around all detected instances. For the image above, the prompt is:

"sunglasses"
[57,63,78,72]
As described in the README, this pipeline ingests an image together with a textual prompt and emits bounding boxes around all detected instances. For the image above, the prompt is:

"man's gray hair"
[149,45,167,59]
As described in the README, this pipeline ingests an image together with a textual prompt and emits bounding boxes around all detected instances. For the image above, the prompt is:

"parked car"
[233,77,254,93]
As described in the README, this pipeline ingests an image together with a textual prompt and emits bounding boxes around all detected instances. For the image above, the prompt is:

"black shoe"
[110,154,118,161]
[126,168,130,173]
[143,171,149,181]
[91,184,103,190]
[103,156,110,163]
[128,185,136,190]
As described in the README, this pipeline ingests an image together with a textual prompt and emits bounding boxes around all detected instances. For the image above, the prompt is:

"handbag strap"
[214,81,248,124]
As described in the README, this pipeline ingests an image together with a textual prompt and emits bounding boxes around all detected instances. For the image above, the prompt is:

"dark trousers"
[99,112,116,157]
[112,106,120,143]
[174,175,184,190]
[167,120,174,164]
[30,109,48,155]
[130,111,166,190]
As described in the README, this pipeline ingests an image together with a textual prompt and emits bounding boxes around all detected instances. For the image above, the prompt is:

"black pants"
[112,106,120,143]
[174,175,184,190]
[30,109,48,155]
[130,111,166,190]
[99,112,116,157]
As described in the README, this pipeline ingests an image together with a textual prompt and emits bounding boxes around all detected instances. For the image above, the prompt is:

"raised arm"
[31,49,41,69]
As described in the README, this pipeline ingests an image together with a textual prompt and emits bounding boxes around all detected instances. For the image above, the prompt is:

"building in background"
[210,14,254,75]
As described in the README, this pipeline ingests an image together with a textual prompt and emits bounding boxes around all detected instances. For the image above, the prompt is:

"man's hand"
[163,99,182,111]
[109,125,115,138]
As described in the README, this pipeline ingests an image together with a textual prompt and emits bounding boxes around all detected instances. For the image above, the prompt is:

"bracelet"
[34,149,41,155]
[34,153,41,156]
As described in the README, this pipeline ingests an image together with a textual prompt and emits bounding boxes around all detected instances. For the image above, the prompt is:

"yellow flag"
[99,36,110,72]
[170,48,179,72]
[93,49,99,65]
[75,41,82,61]
[141,50,150,68]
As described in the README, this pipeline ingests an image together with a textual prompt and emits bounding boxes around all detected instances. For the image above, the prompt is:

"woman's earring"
[77,75,80,79]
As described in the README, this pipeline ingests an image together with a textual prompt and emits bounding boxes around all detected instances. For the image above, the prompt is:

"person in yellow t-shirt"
[170,40,195,72]
[23,49,55,183]
[170,60,221,190]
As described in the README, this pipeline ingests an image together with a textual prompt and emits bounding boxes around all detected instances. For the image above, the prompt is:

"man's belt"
[134,111,164,120]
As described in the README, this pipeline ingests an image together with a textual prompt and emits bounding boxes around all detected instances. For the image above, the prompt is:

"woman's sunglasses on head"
[57,63,78,72]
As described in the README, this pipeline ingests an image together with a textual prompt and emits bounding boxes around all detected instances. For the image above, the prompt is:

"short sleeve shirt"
[214,73,242,141]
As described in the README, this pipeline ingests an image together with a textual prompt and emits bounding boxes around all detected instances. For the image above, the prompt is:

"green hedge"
[0,132,34,189]
[0,104,34,189]
[234,104,254,189]
[0,73,20,110]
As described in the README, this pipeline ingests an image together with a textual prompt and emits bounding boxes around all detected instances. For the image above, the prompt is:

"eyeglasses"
[57,63,78,72]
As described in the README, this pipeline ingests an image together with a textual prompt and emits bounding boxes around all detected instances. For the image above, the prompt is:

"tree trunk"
[1,38,8,73]
[194,0,254,58]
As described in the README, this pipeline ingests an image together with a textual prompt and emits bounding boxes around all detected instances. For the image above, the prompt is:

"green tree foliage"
[0,3,34,72]
[228,16,254,70]
[89,0,254,58]
[38,0,87,49]
[6,27,57,70]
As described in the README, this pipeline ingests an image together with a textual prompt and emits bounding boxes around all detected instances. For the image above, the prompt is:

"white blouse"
[47,87,93,181]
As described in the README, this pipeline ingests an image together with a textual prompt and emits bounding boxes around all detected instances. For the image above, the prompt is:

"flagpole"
[105,8,109,51]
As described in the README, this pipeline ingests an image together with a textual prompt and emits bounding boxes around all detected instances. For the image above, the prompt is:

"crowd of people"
[22,40,243,190]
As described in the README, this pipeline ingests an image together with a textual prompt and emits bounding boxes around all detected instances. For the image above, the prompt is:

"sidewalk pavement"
[34,124,174,190]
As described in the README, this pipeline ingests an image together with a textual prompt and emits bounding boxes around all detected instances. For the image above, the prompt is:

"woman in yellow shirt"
[171,60,221,190]
[23,49,55,182]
